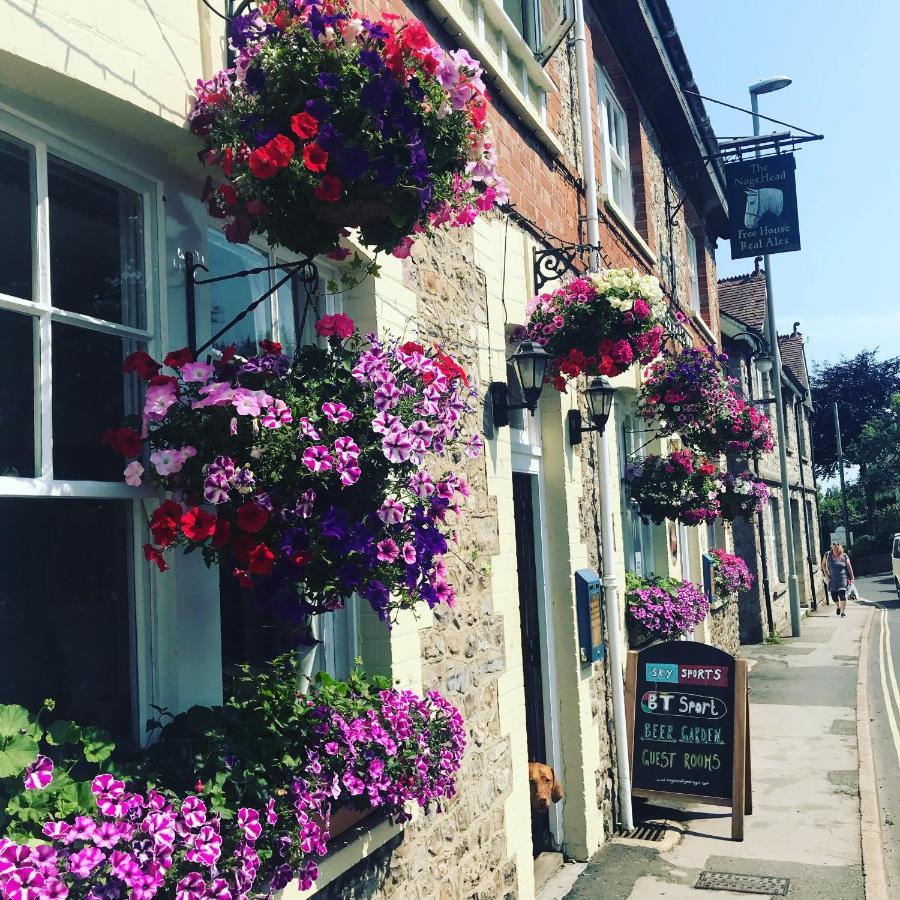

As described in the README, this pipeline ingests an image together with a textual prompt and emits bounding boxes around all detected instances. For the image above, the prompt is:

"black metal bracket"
[662,302,691,349]
[568,409,611,446]
[532,242,598,292]
[184,250,319,359]
[488,382,536,429]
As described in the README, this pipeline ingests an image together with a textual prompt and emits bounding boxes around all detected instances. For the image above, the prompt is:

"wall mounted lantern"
[567,376,616,445]
[489,341,550,428]
[733,330,775,402]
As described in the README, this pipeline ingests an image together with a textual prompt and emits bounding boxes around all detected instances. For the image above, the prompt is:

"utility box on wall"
[575,568,604,665]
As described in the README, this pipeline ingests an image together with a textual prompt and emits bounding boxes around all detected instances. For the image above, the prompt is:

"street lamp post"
[750,76,802,637]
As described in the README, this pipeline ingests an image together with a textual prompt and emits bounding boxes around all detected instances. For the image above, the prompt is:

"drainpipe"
[742,343,774,637]
[572,0,633,831]
[795,397,818,609]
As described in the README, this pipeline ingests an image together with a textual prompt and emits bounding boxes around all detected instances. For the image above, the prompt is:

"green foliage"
[810,351,900,480]
[0,702,118,841]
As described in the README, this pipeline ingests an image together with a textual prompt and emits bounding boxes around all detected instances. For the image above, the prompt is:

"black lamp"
[568,377,616,445]
[489,341,549,428]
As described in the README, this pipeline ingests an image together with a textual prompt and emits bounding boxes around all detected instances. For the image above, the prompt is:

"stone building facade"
[0,1,746,899]
[719,267,822,643]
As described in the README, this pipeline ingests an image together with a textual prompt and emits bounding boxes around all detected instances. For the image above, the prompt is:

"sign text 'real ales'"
[725,154,801,259]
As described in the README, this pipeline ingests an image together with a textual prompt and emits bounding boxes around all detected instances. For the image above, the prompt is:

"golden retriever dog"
[528,761,563,812]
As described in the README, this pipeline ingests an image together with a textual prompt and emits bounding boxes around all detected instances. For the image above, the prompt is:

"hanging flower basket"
[625,571,710,641]
[0,660,466,896]
[717,471,770,521]
[637,347,774,458]
[106,318,482,624]
[708,548,755,601]
[190,0,507,261]
[517,268,667,390]
[625,449,769,525]
[625,449,721,525]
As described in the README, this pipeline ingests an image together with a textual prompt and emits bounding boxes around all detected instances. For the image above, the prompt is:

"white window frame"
[686,228,701,314]
[618,405,656,576]
[770,496,786,581]
[0,106,165,742]
[596,64,634,222]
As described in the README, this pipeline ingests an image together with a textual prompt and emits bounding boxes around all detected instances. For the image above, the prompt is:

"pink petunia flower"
[302,445,334,473]
[23,756,53,791]
[123,460,144,487]
[322,402,353,424]
[377,500,405,525]
[180,361,214,383]
[237,808,262,843]
[382,430,412,463]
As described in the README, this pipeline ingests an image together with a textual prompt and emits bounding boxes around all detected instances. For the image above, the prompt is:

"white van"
[892,534,900,599]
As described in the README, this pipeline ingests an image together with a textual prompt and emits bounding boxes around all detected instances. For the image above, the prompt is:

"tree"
[810,351,900,532]
[810,351,900,479]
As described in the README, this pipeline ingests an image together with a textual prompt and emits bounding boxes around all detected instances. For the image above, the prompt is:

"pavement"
[542,575,891,900]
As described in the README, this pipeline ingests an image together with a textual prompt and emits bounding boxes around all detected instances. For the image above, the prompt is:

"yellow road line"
[878,608,900,768]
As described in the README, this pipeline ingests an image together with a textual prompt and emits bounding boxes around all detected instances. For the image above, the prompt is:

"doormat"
[617,822,666,842]
[695,872,790,895]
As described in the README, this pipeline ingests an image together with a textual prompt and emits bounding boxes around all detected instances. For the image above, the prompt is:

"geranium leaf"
[0,705,36,740]
[46,720,82,747]
[0,734,39,778]
[80,727,115,763]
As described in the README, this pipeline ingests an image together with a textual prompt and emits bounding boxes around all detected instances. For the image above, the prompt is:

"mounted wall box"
[703,552,717,609]
[575,568,604,665]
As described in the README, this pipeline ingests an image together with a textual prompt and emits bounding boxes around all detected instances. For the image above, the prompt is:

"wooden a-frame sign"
[625,644,752,840]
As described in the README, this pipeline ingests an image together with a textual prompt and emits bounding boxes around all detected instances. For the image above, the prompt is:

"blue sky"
[669,0,900,370]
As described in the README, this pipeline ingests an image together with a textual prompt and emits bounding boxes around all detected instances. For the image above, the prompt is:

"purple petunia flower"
[23,755,53,791]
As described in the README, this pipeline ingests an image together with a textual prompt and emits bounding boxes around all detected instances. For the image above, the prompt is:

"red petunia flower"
[249,146,278,179]
[217,343,238,367]
[313,175,344,202]
[259,339,282,354]
[290,112,319,141]
[122,350,161,381]
[400,341,425,354]
[143,544,169,572]
[221,146,235,177]
[433,347,469,386]
[267,134,295,168]
[101,427,142,458]
[290,550,312,567]
[400,20,433,53]
[211,517,231,550]
[164,347,193,368]
[248,543,276,575]
[218,183,239,208]
[303,144,329,174]
[180,507,217,542]
[236,501,269,534]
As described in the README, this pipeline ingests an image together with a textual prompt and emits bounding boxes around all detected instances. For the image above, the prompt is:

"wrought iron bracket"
[532,242,598,292]
[184,250,319,359]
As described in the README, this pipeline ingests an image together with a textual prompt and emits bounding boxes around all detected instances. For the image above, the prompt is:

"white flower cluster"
[588,268,665,316]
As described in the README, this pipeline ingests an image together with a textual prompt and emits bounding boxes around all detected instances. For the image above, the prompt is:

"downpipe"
[572,0,633,831]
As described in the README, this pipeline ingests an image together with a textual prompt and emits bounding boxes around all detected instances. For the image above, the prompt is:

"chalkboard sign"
[625,641,751,840]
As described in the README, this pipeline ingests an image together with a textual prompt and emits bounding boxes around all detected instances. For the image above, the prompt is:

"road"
[861,570,900,896]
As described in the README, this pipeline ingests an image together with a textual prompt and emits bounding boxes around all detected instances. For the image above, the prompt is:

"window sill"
[690,312,717,347]
[424,0,566,159]
[284,814,404,898]
[601,197,657,265]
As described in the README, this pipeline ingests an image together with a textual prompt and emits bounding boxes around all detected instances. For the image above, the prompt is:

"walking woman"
[822,542,855,618]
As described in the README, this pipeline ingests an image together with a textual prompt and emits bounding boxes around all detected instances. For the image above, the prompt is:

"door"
[513,472,552,854]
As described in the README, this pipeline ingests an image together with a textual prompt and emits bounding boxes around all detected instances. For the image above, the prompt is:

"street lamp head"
[749,76,792,95]
[508,341,549,413]
[585,377,616,431]
[755,351,774,376]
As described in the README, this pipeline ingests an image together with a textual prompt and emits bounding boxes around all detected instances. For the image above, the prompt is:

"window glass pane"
[0,498,133,738]
[0,309,36,477]
[48,156,145,328]
[0,133,33,301]
[485,18,504,57]
[207,231,271,359]
[503,0,525,34]
[52,322,143,481]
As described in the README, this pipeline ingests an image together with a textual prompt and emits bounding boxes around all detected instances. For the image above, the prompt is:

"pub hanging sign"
[725,153,801,259]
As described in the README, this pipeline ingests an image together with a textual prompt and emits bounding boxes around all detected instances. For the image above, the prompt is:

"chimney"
[753,256,763,275]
